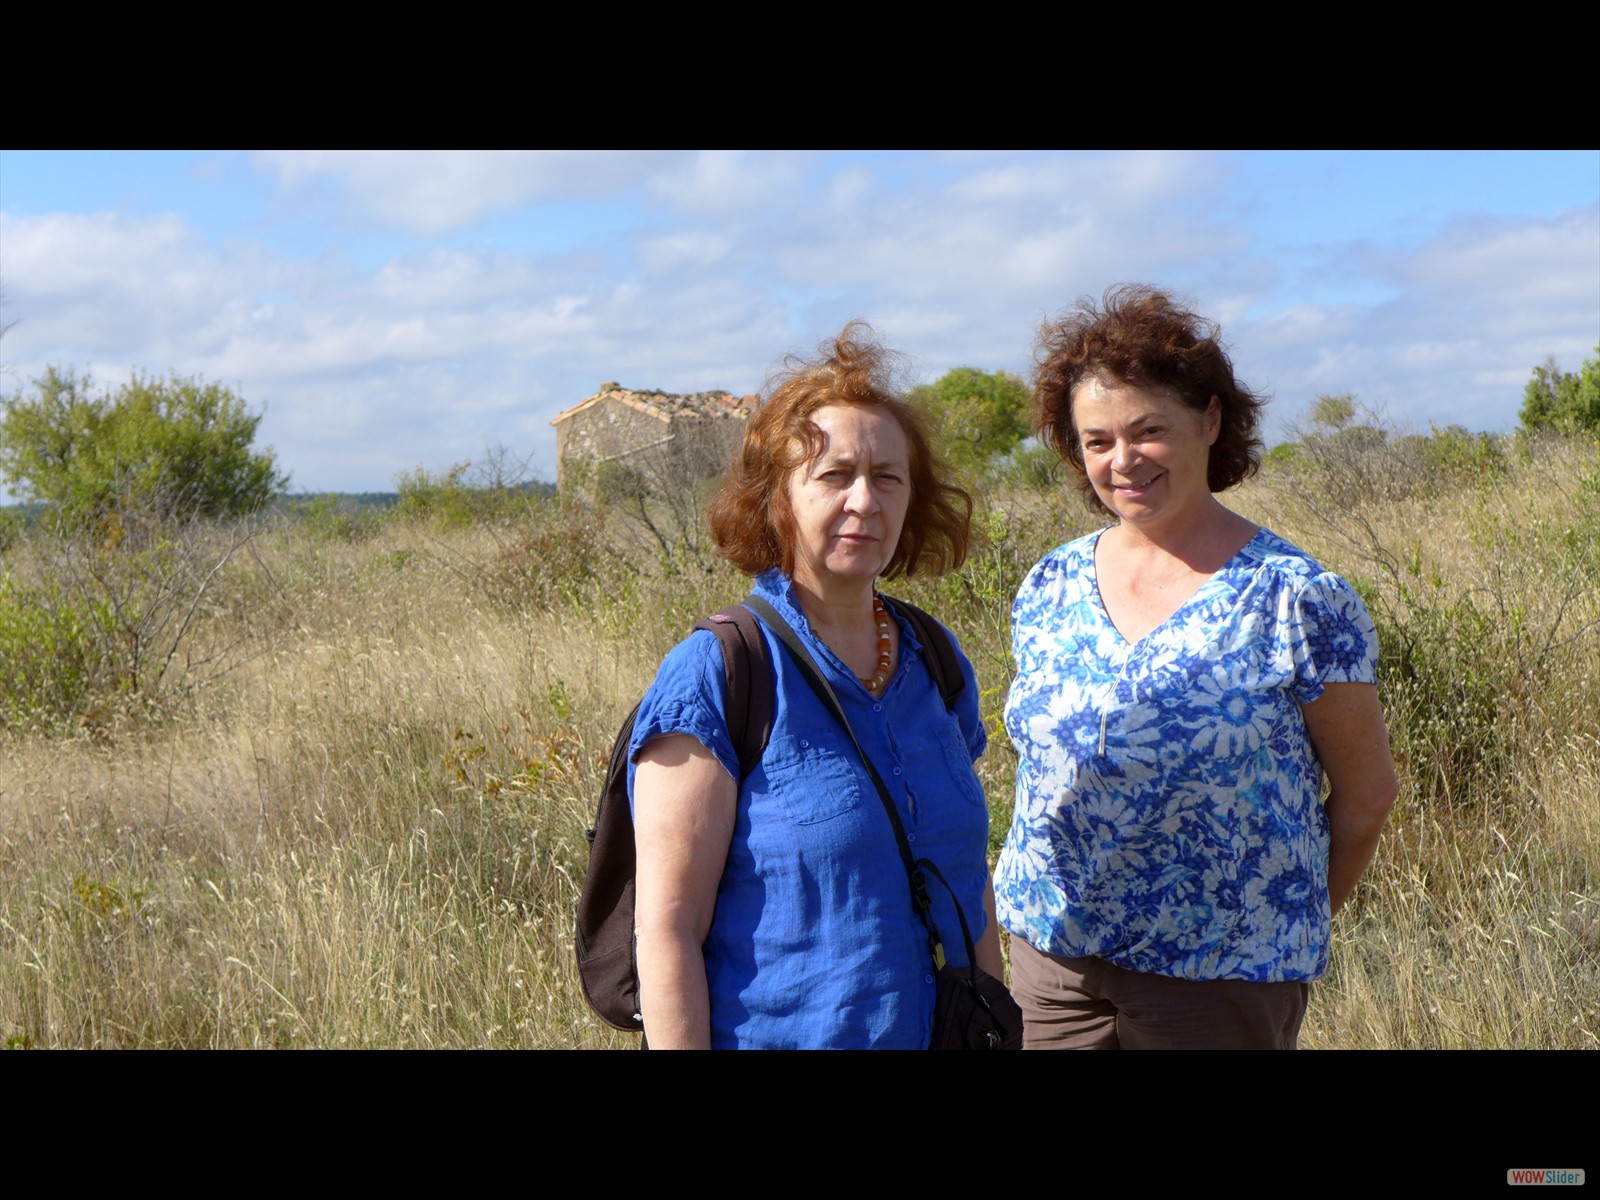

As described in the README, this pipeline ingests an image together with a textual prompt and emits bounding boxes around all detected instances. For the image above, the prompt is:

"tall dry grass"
[2,516,650,1047]
[1,434,1596,1048]
[1236,435,1600,1048]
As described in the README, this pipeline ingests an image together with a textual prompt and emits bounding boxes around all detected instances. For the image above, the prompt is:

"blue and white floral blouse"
[994,527,1379,982]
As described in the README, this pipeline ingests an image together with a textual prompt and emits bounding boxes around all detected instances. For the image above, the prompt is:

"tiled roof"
[551,382,759,425]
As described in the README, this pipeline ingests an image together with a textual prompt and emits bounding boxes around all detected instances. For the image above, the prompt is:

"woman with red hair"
[628,322,1002,1049]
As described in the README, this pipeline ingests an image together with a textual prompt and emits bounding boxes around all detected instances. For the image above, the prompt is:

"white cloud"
[647,150,808,217]
[947,150,1217,211]
[253,150,677,235]
[635,231,733,275]
[772,151,1239,305]
[1,210,268,374]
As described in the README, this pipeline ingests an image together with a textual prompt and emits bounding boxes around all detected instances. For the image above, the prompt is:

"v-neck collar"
[1087,526,1267,651]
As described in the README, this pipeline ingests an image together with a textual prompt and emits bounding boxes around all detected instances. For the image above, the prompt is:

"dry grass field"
[2,434,1596,1049]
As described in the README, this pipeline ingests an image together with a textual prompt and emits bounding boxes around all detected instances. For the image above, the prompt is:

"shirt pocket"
[934,719,989,810]
[762,734,863,825]
[893,711,988,813]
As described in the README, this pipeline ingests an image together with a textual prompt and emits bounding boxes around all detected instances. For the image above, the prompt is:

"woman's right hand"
[633,734,738,1049]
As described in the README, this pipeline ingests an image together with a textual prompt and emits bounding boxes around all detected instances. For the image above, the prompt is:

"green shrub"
[289,493,382,543]
[0,509,24,555]
[1519,348,1600,437]
[1366,576,1522,808]
[0,576,110,725]
[1,503,281,729]
[1262,442,1303,471]
[1271,406,1510,511]
[909,367,1031,476]
[394,464,533,528]
[1414,423,1508,487]
[0,367,286,523]
[476,498,621,611]
[395,463,476,527]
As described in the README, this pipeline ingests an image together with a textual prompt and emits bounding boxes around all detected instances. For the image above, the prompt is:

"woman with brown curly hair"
[628,322,1003,1048]
[993,286,1398,1049]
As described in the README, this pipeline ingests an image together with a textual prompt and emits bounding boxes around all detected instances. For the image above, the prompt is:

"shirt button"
[799,739,809,748]
[892,766,903,776]
[924,974,934,984]
[907,832,916,843]
[873,703,883,712]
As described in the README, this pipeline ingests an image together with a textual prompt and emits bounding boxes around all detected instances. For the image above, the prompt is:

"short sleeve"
[628,630,740,790]
[1290,571,1380,704]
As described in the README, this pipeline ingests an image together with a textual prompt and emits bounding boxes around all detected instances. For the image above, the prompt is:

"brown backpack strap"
[693,602,775,776]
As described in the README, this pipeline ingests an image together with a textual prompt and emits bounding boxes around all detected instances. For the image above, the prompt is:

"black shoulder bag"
[744,595,1022,1051]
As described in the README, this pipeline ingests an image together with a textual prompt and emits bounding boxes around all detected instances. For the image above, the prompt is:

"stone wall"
[554,387,753,492]
[555,394,672,490]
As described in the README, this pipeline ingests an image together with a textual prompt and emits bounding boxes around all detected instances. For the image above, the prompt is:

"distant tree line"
[4,340,1592,533]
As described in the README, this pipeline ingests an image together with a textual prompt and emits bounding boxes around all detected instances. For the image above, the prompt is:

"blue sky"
[2,150,1596,495]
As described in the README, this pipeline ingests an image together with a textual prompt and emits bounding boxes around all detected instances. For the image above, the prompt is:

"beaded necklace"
[859,593,893,695]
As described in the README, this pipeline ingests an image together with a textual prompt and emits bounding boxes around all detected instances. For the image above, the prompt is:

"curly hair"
[708,321,972,579]
[1034,285,1266,513]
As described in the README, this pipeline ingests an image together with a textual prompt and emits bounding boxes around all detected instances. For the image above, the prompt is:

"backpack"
[574,594,965,1033]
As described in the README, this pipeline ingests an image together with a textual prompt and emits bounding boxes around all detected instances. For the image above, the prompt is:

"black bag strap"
[917,858,981,981]
[743,593,957,972]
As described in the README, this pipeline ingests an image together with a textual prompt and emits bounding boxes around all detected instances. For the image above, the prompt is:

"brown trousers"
[1009,938,1309,1050]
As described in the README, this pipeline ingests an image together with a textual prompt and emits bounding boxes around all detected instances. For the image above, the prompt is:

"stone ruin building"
[550,382,760,492]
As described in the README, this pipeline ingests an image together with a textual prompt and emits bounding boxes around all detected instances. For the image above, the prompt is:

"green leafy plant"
[909,367,1031,477]
[2,495,283,727]
[395,462,478,527]
[289,493,383,543]
[0,367,287,523]
[0,574,109,725]
[1520,348,1600,437]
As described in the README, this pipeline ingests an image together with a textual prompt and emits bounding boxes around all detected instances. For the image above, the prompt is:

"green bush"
[1262,442,1302,471]
[0,367,287,524]
[908,367,1031,477]
[0,508,24,555]
[1412,423,1507,487]
[289,494,383,543]
[1519,348,1600,436]
[394,464,533,528]
[0,575,111,726]
[1365,575,1521,808]
[1271,403,1509,509]
[395,463,477,527]
[476,497,621,611]
[1309,439,1599,815]
[1,502,281,729]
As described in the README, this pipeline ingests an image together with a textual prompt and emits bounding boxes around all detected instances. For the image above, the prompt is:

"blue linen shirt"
[627,569,990,1049]
[994,528,1379,982]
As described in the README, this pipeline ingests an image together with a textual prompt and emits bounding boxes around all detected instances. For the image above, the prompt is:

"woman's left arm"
[1300,681,1399,917]
[977,872,1004,978]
